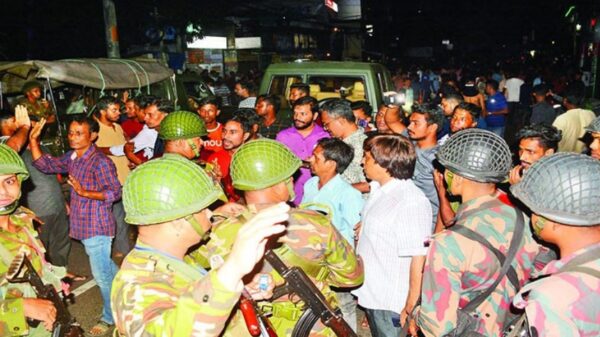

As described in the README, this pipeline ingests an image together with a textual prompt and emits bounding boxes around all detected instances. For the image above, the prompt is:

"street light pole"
[103,0,121,58]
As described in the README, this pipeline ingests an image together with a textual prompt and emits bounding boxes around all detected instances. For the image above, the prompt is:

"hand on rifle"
[23,298,56,331]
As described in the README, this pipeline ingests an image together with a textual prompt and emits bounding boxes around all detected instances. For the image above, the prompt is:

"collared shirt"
[413,145,439,229]
[301,174,363,245]
[552,108,596,153]
[353,179,432,313]
[33,145,121,240]
[276,124,329,205]
[342,128,367,185]
[259,118,289,139]
[417,193,541,337]
[512,243,600,337]
[110,124,158,161]
[486,92,508,127]
[97,121,131,185]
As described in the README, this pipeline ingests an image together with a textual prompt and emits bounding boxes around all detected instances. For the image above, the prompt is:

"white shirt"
[238,97,257,108]
[110,124,158,160]
[353,178,432,313]
[504,78,524,102]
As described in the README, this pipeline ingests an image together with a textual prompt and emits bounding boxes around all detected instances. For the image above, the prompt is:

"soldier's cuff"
[189,270,242,309]
[0,298,29,336]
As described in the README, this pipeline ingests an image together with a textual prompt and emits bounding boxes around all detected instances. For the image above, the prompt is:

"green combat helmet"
[511,153,600,226]
[158,110,207,140]
[436,128,511,183]
[0,144,29,214]
[123,154,225,234]
[231,139,302,191]
[21,80,43,94]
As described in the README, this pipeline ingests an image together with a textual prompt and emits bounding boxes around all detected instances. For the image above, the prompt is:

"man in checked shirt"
[30,114,121,336]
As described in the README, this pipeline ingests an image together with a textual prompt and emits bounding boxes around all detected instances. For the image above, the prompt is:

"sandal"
[88,320,114,336]
[64,273,88,283]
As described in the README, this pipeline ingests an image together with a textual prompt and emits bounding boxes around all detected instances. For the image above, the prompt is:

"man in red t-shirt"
[196,97,223,161]
[207,113,252,202]
[122,97,144,139]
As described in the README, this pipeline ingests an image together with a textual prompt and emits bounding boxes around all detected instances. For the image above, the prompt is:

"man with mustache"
[207,113,253,202]
[508,124,561,185]
[276,96,329,205]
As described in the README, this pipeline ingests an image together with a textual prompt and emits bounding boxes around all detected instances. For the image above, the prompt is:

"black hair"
[320,99,355,123]
[0,110,14,123]
[228,110,256,133]
[316,138,354,174]
[454,102,481,120]
[411,103,444,131]
[94,96,121,117]
[236,80,256,95]
[531,84,548,96]
[290,83,310,95]
[143,96,174,114]
[350,100,373,116]
[292,96,319,114]
[71,114,100,133]
[256,94,280,114]
[486,79,499,91]
[443,92,464,103]
[516,124,562,152]
[197,96,221,110]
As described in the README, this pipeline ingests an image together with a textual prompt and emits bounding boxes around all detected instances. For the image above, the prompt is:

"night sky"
[0,0,593,61]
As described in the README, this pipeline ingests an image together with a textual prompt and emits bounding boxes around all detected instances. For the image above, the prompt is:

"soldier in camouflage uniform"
[0,144,66,336]
[159,110,206,160]
[413,129,541,337]
[16,81,55,123]
[511,153,600,337]
[111,153,290,337]
[192,138,364,337]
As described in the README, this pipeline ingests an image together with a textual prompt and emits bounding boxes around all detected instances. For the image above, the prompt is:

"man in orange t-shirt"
[197,97,224,161]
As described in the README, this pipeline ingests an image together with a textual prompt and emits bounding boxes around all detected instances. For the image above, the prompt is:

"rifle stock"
[264,250,357,337]
[7,253,84,337]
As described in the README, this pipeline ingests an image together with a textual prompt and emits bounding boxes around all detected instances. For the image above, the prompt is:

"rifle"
[264,250,357,337]
[239,289,278,337]
[6,253,84,337]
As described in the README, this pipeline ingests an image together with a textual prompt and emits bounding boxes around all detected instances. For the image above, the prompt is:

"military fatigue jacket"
[417,193,541,337]
[191,206,364,337]
[0,207,65,337]
[512,243,600,337]
[110,241,242,337]
[16,98,54,120]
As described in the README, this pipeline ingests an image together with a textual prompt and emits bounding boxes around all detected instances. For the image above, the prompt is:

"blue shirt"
[301,174,364,245]
[485,92,508,127]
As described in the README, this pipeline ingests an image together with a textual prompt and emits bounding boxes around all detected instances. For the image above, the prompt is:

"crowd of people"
[0,61,599,337]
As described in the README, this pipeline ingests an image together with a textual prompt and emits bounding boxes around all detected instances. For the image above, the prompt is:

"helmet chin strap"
[186,139,200,158]
[183,214,210,241]
[0,200,19,215]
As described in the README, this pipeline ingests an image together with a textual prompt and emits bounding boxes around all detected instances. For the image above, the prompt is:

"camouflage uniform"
[111,153,244,337]
[110,241,242,337]
[192,207,363,337]
[15,97,54,121]
[417,193,540,337]
[0,207,66,337]
[512,243,600,337]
